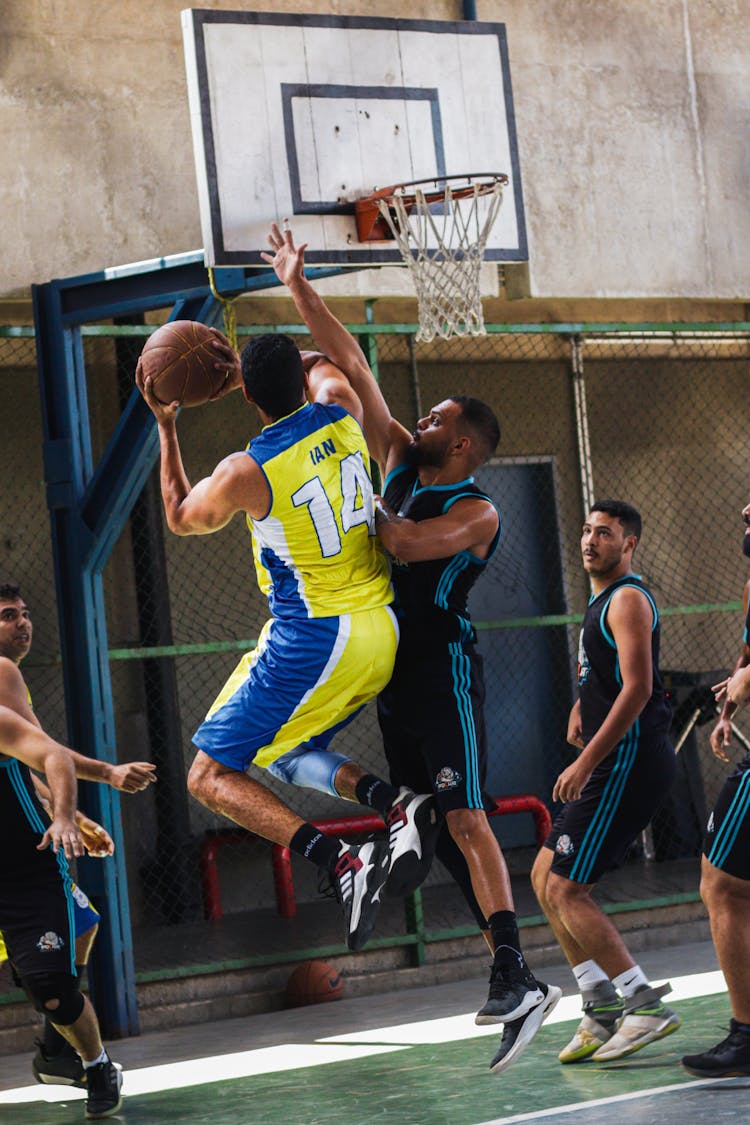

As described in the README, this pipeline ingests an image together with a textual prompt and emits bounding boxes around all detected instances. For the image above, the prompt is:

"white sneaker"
[592,984,681,1061]
[384,788,440,897]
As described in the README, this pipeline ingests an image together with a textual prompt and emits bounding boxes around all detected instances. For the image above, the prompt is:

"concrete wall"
[2,0,748,301]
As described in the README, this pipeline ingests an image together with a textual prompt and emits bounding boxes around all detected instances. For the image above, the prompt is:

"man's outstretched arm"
[262,223,411,473]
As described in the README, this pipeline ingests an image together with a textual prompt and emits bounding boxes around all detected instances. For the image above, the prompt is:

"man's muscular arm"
[375,495,498,562]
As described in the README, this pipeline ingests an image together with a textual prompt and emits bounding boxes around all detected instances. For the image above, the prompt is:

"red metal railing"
[200,795,551,921]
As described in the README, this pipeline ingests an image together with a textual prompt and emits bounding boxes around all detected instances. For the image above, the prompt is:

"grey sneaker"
[592,983,681,1061]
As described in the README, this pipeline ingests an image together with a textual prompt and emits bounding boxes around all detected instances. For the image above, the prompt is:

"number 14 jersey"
[246,401,392,619]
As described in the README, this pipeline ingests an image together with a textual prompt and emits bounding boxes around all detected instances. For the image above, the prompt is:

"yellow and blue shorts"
[193,606,399,772]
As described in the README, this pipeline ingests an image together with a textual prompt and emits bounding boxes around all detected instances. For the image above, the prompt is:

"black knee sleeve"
[20,971,84,1026]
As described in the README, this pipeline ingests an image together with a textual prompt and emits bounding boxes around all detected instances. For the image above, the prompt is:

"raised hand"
[260,222,308,288]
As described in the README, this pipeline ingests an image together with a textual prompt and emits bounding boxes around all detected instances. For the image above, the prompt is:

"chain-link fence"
[2,320,749,988]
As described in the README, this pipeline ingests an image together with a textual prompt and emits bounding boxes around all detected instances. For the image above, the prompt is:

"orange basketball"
[285,960,344,1007]
[138,320,228,407]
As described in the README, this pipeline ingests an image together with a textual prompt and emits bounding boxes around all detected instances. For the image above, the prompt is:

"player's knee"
[445,807,486,846]
[701,863,750,910]
[545,871,584,913]
[20,972,84,1026]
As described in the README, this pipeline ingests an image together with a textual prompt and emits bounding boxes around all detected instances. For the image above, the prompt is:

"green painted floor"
[4,992,748,1125]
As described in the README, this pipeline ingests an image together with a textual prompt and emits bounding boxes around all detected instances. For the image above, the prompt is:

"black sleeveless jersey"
[577,573,672,745]
[0,755,51,864]
[382,463,500,643]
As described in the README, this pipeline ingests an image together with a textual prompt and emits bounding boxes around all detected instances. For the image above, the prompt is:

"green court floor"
[3,990,748,1125]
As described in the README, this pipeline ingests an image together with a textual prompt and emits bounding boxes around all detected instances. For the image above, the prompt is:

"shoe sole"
[592,1015,682,1061]
[345,843,389,951]
[475,987,545,1026]
[386,795,440,898]
[681,1060,750,1079]
[32,1060,87,1090]
[559,1041,605,1064]
[490,986,563,1074]
[85,1094,123,1120]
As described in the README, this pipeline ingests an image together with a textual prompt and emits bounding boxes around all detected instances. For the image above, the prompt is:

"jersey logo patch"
[72,884,91,910]
[435,766,462,791]
[555,834,575,858]
[36,931,64,953]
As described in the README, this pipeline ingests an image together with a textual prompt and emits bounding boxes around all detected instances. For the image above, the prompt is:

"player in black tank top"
[532,500,681,1065]
[382,464,500,644]
[578,573,672,747]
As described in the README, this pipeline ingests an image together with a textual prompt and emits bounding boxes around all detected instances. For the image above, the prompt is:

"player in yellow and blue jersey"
[137,332,440,951]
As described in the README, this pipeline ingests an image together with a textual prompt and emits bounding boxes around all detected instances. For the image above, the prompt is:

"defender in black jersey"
[681,503,750,1078]
[532,501,680,1065]
[0,584,155,1115]
[277,224,561,1075]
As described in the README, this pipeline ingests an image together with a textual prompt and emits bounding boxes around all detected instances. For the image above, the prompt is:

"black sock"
[42,1015,67,1056]
[488,910,530,978]
[289,824,341,872]
[354,774,400,817]
[734,1020,750,1036]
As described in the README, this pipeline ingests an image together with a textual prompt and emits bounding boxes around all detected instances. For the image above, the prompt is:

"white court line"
[0,1043,403,1105]
[474,1075,748,1125]
[0,969,728,1106]
[319,969,727,1046]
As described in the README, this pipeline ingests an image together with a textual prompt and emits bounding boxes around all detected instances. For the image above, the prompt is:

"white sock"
[612,965,649,998]
[572,960,609,992]
[83,1048,108,1069]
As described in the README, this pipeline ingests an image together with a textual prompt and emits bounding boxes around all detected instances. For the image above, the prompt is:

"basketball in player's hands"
[138,321,230,406]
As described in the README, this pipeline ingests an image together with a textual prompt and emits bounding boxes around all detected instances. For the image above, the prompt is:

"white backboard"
[182,11,527,268]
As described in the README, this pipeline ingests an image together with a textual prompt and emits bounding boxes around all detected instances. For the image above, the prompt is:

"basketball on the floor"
[285,960,344,1007]
[138,320,227,406]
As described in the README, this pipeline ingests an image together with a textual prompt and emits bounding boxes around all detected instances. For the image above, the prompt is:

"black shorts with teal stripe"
[546,730,676,884]
[704,754,750,880]
[376,635,492,815]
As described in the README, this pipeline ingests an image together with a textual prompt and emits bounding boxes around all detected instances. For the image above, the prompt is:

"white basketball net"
[376,178,505,343]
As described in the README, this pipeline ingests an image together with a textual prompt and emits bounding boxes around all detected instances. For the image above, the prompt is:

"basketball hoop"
[355,174,508,343]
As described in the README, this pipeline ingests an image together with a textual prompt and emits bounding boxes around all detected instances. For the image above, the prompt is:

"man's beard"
[404,436,445,469]
[742,532,750,558]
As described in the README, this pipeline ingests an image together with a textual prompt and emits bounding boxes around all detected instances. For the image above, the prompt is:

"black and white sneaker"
[32,1038,86,1089]
[475,961,546,1025]
[332,839,389,951]
[489,983,563,1073]
[84,1053,122,1119]
[384,788,440,897]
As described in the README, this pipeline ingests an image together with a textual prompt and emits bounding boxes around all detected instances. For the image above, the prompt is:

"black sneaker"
[384,788,440,897]
[682,1021,750,1078]
[475,961,545,1025]
[489,982,563,1073]
[84,1054,122,1119]
[332,839,389,951]
[32,1038,86,1089]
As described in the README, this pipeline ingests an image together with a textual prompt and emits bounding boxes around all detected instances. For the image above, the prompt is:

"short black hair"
[590,499,642,541]
[240,334,305,420]
[449,396,501,466]
[0,583,21,601]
